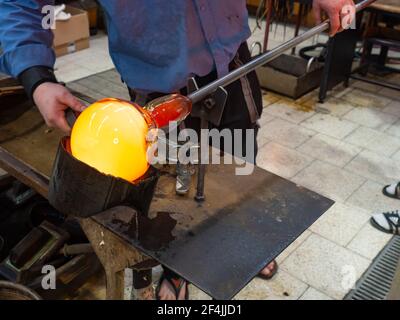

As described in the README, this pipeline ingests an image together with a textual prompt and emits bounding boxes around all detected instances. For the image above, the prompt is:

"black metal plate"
[94,162,334,300]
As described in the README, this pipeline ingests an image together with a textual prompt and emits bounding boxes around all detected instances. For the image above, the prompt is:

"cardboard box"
[53,6,90,57]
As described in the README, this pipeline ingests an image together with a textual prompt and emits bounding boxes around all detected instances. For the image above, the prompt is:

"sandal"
[155,269,189,300]
[370,211,400,235]
[258,260,278,280]
[382,182,400,200]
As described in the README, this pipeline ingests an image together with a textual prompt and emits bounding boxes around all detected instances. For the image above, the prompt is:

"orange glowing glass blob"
[70,94,192,183]
[70,98,153,182]
[145,94,192,128]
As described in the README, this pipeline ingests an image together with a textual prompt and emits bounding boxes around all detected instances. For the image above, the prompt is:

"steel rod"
[188,0,377,104]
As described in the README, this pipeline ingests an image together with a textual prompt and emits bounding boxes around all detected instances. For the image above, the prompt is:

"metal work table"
[0,72,334,299]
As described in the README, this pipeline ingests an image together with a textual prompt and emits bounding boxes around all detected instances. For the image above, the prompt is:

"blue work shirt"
[0,1,251,93]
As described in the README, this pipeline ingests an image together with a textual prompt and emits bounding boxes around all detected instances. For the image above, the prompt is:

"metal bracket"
[188,78,228,127]
[186,78,228,202]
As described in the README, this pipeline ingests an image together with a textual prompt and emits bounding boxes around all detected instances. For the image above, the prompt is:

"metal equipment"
[0,221,69,283]
[0,281,41,300]
[166,0,377,200]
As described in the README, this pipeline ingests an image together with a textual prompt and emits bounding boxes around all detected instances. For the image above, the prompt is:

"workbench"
[0,71,334,300]
[371,0,400,15]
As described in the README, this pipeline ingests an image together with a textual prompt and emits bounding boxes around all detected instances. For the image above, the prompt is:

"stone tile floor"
[19,19,400,300]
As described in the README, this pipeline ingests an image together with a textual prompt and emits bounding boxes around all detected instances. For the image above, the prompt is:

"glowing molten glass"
[70,94,192,183]
[70,98,153,182]
[145,94,192,128]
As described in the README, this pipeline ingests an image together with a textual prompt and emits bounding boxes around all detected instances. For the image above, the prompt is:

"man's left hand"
[313,0,356,36]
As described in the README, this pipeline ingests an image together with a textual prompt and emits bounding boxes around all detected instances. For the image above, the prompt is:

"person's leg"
[185,43,277,279]
[371,211,400,235]
[128,88,188,300]
[382,182,400,200]
[127,42,276,300]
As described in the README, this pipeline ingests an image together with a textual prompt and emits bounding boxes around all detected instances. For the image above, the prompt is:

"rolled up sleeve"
[0,0,56,77]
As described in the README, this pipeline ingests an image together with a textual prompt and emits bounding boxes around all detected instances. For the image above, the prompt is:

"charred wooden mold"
[48,137,159,218]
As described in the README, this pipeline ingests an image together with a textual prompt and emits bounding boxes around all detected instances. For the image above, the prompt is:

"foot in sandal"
[382,182,400,200]
[258,260,278,280]
[156,269,189,300]
[370,211,400,235]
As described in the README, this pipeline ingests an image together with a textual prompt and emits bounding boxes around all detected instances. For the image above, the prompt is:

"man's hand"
[313,0,356,36]
[33,82,86,133]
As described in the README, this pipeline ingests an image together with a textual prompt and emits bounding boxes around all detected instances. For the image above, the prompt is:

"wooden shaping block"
[48,137,160,218]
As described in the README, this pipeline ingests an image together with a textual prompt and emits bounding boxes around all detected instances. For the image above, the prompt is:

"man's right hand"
[33,82,86,133]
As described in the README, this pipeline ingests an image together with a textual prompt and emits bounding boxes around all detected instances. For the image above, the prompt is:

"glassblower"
[49,0,377,217]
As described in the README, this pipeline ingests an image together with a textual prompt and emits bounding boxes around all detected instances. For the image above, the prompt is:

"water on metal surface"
[95,163,334,299]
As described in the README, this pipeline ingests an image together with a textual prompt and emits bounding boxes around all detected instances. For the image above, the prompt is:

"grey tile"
[297,134,362,167]
[96,69,124,85]
[345,150,400,185]
[282,233,371,300]
[345,126,400,156]
[276,230,312,264]
[258,111,275,127]
[343,107,398,131]
[382,100,400,117]
[300,287,334,300]
[55,64,95,83]
[309,202,370,247]
[67,82,108,101]
[257,142,314,179]
[301,114,359,140]
[292,160,366,202]
[303,98,355,117]
[379,87,400,101]
[392,149,400,161]
[342,89,392,109]
[257,134,271,149]
[76,59,114,74]
[332,86,354,99]
[346,180,400,212]
[265,100,315,124]
[386,119,400,139]
[76,76,126,95]
[74,82,129,101]
[351,80,382,93]
[234,270,308,300]
[189,285,212,300]
[259,118,316,149]
[347,223,392,260]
